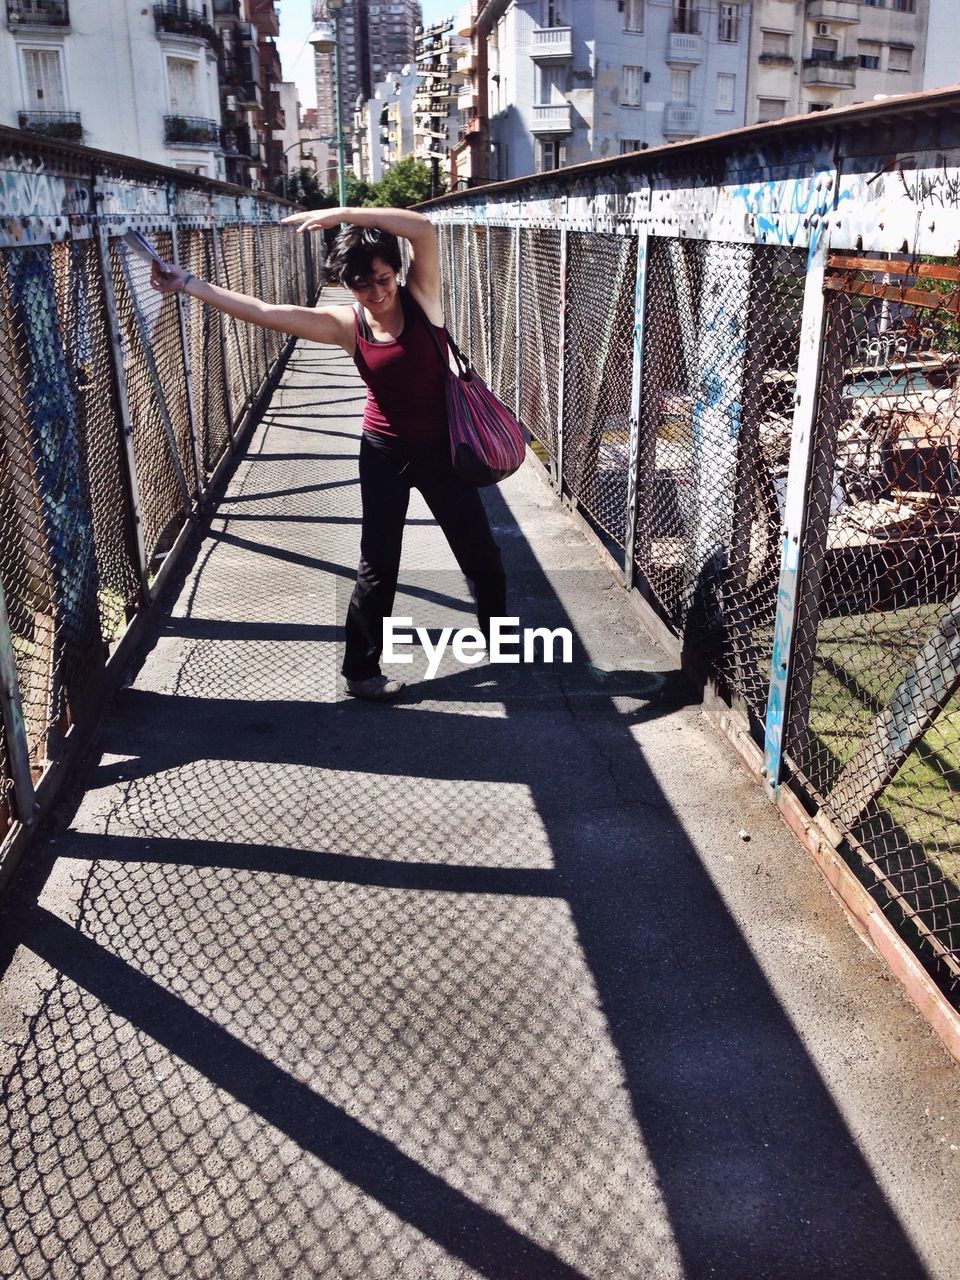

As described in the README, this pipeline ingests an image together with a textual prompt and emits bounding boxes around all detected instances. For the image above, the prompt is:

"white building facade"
[1,0,226,178]
[745,0,929,124]
[486,0,752,180]
[922,0,959,90]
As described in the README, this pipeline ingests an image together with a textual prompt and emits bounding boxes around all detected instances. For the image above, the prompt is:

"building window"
[620,138,643,154]
[718,3,739,43]
[858,41,881,69]
[808,102,831,112]
[621,64,644,107]
[862,1,883,7]
[537,63,566,104]
[21,46,66,112]
[888,44,912,70]
[624,0,643,32]
[672,0,698,35]
[810,37,839,61]
[761,30,790,57]
[891,0,915,10]
[167,56,200,117]
[542,0,566,26]
[538,138,564,172]
[757,97,786,123]
[671,67,692,105]
[716,72,735,112]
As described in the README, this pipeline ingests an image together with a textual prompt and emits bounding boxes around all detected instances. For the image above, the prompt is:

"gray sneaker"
[345,675,405,702]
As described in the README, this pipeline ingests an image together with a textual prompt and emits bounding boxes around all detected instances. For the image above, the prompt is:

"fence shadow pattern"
[0,131,313,857]
[430,112,960,1005]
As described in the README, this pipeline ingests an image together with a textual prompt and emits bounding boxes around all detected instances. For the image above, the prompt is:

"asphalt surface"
[0,301,958,1279]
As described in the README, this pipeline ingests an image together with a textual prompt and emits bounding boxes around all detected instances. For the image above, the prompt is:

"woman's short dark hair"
[325,225,402,288]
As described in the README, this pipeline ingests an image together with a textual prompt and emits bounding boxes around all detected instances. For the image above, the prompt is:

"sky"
[276,0,457,112]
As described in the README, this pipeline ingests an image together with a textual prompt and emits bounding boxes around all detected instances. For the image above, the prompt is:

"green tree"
[368,157,443,208]
[283,166,330,208]
[328,171,375,207]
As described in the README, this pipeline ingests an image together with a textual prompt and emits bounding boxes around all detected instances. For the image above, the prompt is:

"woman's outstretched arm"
[149,260,354,349]
[282,206,442,324]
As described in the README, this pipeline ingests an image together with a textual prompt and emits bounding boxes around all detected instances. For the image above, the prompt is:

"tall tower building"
[312,0,420,185]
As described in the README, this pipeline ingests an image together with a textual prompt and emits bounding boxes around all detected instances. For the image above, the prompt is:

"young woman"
[150,206,505,701]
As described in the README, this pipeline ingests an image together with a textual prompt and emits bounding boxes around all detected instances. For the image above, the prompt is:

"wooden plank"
[826,594,960,829]
[824,275,960,312]
[828,254,960,283]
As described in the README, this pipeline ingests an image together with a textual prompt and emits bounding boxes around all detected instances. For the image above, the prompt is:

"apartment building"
[479,0,751,182]
[2,0,225,176]
[746,0,929,124]
[413,16,467,194]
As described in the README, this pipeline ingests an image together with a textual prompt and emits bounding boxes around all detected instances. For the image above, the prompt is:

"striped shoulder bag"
[408,290,528,487]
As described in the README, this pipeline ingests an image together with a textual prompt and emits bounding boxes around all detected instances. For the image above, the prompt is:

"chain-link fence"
[432,199,960,1008]
[784,255,960,995]
[0,129,314,857]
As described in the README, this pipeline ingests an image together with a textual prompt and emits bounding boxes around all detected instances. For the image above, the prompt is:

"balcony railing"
[806,0,861,22]
[7,0,68,23]
[531,25,572,60]
[530,102,573,134]
[667,31,704,64]
[164,114,220,145]
[802,55,857,87]
[663,103,698,137]
[154,3,219,47]
[18,108,81,139]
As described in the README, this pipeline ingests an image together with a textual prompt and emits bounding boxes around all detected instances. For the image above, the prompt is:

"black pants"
[342,432,506,680]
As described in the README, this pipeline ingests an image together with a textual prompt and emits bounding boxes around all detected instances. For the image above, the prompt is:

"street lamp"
[308,2,347,210]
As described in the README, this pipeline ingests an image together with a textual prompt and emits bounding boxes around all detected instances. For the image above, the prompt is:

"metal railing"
[164,114,220,145]
[423,86,960,1017]
[17,109,82,140]
[6,0,68,24]
[0,126,315,875]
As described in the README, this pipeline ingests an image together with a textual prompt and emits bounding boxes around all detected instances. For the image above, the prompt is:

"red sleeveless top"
[352,288,449,444]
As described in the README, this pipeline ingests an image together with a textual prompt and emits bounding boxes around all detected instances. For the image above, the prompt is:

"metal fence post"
[762,238,831,789]
[484,208,492,380]
[93,219,151,601]
[0,581,36,830]
[555,224,568,490]
[514,224,522,422]
[624,228,650,589]
[169,211,204,501]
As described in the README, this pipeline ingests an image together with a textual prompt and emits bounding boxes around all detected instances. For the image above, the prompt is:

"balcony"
[759,52,795,66]
[806,0,860,22]
[663,103,698,139]
[530,102,572,134]
[531,25,572,60]
[248,0,279,38]
[7,0,68,25]
[802,54,856,87]
[667,31,704,64]
[458,86,477,111]
[17,108,81,140]
[212,0,240,15]
[164,114,220,146]
[154,4,218,48]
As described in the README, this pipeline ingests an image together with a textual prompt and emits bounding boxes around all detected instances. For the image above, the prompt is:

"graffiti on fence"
[730,162,848,268]
[0,168,91,243]
[95,180,169,220]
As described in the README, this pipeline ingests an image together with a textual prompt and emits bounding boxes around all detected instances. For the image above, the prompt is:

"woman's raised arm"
[282,206,442,324]
[149,260,353,350]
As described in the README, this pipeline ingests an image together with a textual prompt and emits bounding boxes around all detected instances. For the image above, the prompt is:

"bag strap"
[403,286,469,376]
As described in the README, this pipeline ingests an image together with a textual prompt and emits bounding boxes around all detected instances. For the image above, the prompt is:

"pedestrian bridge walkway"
[0,318,957,1280]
